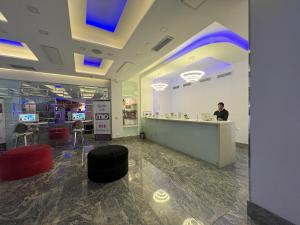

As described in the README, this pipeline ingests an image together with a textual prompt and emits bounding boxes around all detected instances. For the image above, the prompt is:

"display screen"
[19,114,37,122]
[72,113,86,121]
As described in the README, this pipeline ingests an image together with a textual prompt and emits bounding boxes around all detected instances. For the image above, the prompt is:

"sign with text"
[93,100,111,140]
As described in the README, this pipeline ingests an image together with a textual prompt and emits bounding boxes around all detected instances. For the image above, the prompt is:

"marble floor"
[0,136,259,225]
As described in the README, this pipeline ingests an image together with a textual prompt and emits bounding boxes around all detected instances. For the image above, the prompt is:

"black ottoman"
[88,145,128,183]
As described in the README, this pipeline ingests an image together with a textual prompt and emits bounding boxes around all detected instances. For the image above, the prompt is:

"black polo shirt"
[214,109,229,121]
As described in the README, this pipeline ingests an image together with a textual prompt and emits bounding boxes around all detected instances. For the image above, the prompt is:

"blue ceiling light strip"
[166,30,249,63]
[84,56,103,68]
[0,38,23,47]
[86,0,128,32]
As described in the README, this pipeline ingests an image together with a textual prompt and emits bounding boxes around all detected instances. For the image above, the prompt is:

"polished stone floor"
[0,136,259,225]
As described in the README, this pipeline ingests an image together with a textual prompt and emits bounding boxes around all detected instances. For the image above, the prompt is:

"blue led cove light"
[166,30,249,62]
[84,56,102,68]
[86,0,127,32]
[0,38,23,47]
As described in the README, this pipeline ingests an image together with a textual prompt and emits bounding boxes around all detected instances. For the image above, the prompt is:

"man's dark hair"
[218,102,225,107]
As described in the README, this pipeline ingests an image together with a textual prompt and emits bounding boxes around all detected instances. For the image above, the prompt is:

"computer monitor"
[72,113,85,121]
[19,114,38,122]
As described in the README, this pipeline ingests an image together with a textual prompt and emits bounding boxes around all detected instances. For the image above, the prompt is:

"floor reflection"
[0,136,258,225]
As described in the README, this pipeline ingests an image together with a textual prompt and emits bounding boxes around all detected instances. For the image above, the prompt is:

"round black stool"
[88,145,128,183]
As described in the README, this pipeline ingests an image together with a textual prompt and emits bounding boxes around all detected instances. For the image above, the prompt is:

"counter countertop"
[142,117,232,125]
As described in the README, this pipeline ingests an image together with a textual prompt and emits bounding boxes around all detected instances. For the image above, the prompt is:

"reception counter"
[141,117,236,167]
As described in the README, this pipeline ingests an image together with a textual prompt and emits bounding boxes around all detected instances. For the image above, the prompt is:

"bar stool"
[73,121,84,147]
[14,123,33,147]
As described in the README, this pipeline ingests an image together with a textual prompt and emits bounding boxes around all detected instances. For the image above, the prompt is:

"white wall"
[250,1,300,224]
[140,77,153,115]
[153,60,249,144]
[111,79,123,138]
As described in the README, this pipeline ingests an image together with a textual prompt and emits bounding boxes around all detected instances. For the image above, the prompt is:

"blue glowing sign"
[86,0,127,32]
[84,56,102,68]
[0,38,23,47]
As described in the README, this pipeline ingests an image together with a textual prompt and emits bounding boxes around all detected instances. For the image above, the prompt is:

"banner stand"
[93,100,112,141]
[0,98,6,150]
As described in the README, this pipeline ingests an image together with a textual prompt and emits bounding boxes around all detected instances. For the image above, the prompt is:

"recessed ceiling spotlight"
[92,49,102,54]
[26,5,40,14]
[151,83,168,91]
[0,12,8,22]
[38,29,49,35]
[160,26,168,32]
[180,70,205,83]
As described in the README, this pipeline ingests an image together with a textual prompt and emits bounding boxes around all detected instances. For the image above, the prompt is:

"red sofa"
[0,144,53,181]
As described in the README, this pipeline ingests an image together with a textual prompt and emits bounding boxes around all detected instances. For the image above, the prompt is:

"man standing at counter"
[214,102,229,121]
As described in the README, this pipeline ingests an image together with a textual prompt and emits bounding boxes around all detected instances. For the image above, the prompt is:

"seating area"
[0,144,53,181]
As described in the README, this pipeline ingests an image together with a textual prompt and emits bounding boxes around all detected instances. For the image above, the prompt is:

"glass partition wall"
[0,79,109,149]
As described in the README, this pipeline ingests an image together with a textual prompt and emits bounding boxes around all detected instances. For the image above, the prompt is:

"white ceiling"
[0,0,248,82]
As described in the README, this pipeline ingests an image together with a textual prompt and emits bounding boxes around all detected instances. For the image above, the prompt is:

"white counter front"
[141,117,236,167]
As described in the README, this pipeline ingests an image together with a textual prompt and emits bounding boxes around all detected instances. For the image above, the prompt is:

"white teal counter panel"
[141,118,236,168]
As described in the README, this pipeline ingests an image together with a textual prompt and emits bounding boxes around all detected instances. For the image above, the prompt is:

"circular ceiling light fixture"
[153,189,170,203]
[151,83,168,91]
[180,70,205,83]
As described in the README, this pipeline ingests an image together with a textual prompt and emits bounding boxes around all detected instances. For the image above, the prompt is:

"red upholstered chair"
[0,144,53,181]
[48,127,70,141]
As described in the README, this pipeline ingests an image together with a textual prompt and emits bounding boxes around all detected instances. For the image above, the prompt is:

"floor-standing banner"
[93,100,112,141]
[0,98,6,150]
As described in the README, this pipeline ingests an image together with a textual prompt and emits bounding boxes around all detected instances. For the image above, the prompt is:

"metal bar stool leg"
[74,131,77,147]
[24,135,28,146]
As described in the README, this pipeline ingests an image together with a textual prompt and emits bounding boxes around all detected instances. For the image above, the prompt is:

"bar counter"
[141,117,236,167]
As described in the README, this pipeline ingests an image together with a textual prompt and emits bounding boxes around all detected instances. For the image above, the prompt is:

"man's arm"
[224,111,229,120]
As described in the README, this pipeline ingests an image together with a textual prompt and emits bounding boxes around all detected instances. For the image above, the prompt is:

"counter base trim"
[247,201,295,225]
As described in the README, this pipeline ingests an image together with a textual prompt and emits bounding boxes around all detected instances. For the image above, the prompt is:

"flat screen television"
[19,114,38,122]
[72,113,85,121]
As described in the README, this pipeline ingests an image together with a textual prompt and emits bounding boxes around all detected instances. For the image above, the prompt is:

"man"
[214,102,229,121]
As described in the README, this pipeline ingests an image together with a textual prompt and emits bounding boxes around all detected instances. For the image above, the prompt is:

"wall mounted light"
[151,83,168,91]
[180,70,205,83]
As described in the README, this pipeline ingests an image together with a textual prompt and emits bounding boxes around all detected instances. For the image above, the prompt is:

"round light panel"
[152,83,168,91]
[180,70,205,83]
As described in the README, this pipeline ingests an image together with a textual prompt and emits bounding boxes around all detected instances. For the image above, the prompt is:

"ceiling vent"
[217,72,232,79]
[183,82,192,87]
[41,45,63,65]
[38,29,49,35]
[92,49,102,55]
[26,5,40,14]
[200,77,211,83]
[116,61,134,73]
[152,36,174,52]
[10,64,36,71]
[172,85,180,90]
[181,0,207,9]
